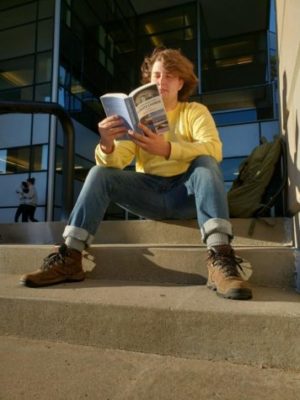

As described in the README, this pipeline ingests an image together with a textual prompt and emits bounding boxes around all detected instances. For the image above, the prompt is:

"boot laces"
[42,244,68,271]
[209,248,244,278]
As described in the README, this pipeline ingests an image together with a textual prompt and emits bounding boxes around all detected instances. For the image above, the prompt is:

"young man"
[15,181,29,223]
[21,48,252,300]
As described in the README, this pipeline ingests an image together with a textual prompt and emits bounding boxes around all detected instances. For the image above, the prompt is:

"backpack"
[227,136,287,219]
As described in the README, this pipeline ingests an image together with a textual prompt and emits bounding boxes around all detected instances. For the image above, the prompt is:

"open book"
[100,82,169,136]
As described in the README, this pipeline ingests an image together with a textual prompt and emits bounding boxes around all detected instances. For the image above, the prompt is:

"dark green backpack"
[227,136,286,218]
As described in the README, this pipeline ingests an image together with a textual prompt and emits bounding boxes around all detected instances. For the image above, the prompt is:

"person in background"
[20,47,252,300]
[15,181,29,222]
[25,177,38,222]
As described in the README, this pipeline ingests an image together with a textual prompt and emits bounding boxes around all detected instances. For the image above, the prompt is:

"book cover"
[100,83,169,136]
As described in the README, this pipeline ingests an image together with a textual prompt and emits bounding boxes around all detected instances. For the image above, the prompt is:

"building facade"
[276,0,300,248]
[0,0,280,222]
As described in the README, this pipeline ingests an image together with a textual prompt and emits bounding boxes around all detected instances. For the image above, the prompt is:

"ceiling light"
[1,71,28,86]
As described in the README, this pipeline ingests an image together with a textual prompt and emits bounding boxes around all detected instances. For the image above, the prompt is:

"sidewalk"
[1,335,300,400]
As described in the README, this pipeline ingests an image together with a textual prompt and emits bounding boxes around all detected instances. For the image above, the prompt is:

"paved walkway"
[1,335,300,400]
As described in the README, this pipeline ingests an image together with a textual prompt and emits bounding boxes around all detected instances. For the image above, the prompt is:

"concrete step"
[1,336,300,400]
[0,218,294,246]
[1,274,300,370]
[0,244,295,288]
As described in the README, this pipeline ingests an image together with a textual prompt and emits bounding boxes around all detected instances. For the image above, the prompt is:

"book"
[100,82,169,136]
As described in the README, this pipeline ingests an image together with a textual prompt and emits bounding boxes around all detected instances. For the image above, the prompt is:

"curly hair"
[140,47,198,101]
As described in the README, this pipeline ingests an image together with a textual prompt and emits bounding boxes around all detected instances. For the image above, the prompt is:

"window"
[0,147,30,174]
[0,2,37,29]
[137,4,197,68]
[56,147,94,182]
[32,145,48,171]
[38,0,55,19]
[0,55,34,90]
[0,145,48,174]
[0,24,35,60]
[0,150,7,173]
[35,83,51,101]
[221,157,245,183]
[0,1,27,11]
[0,86,33,101]
[59,0,137,131]
[36,52,52,83]
[202,32,268,91]
[37,19,54,52]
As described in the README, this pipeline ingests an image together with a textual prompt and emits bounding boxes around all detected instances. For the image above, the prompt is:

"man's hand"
[98,115,128,153]
[128,123,171,158]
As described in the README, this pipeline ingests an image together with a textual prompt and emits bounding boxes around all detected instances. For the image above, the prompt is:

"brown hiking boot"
[20,244,85,288]
[207,245,252,300]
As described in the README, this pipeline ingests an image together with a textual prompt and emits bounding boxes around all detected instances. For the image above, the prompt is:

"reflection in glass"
[0,0,27,11]
[213,109,257,125]
[39,0,55,19]
[0,2,36,30]
[137,3,197,72]
[220,157,246,182]
[139,6,195,35]
[0,24,35,60]
[36,52,52,83]
[202,32,267,91]
[59,65,70,88]
[0,86,33,101]
[21,86,34,101]
[0,145,48,174]
[56,146,94,182]
[0,147,30,174]
[0,56,34,90]
[58,86,70,108]
[0,150,7,173]
[32,145,48,171]
[69,94,82,113]
[35,83,51,101]
[37,19,54,52]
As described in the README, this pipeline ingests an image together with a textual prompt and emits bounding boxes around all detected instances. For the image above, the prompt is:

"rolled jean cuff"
[201,218,233,243]
[62,225,94,246]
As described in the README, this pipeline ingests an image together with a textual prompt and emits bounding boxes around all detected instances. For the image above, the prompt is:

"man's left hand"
[128,123,171,158]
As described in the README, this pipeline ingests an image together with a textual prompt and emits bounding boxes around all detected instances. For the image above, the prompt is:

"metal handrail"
[0,100,74,219]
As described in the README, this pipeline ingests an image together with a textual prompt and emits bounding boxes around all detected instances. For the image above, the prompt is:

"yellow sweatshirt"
[95,101,222,177]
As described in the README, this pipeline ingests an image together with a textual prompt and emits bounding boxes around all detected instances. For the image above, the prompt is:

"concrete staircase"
[0,218,300,399]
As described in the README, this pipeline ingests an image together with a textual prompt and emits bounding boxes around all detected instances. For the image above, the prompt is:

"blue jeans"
[63,156,232,245]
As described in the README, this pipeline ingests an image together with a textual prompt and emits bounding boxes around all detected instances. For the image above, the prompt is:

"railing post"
[48,0,62,221]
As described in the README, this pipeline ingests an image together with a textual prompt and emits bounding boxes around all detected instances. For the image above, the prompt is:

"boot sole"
[20,275,85,288]
[207,283,252,301]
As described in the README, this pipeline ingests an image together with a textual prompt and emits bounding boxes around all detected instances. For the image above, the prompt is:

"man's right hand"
[98,115,128,154]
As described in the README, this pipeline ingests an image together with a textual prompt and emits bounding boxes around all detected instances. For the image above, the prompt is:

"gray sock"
[206,233,229,249]
[65,236,85,253]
